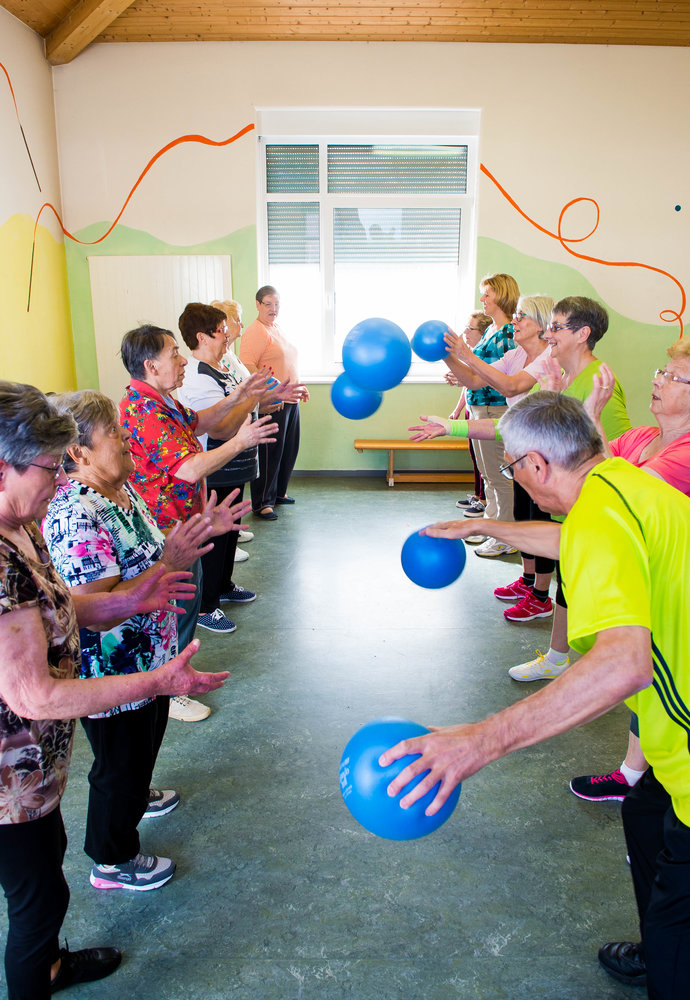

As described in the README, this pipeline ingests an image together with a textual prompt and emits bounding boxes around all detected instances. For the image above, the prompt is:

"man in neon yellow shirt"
[383,391,690,999]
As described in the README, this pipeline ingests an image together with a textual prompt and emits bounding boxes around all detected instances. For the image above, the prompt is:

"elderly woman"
[458,272,520,544]
[239,285,309,520]
[119,325,277,721]
[178,301,301,632]
[43,390,247,893]
[570,341,690,802]
[0,381,227,999]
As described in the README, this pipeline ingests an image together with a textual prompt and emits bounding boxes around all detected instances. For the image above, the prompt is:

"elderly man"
[383,391,690,1000]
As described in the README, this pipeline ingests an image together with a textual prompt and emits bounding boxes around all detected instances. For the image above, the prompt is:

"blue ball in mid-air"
[330,372,383,420]
[401,528,466,589]
[339,717,461,841]
[342,317,412,392]
[411,319,451,362]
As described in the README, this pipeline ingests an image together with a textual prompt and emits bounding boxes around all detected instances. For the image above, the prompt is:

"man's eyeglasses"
[499,453,550,480]
[654,368,690,386]
[28,462,64,481]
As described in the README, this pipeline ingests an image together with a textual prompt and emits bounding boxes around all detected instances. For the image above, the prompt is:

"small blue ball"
[401,528,466,589]
[342,318,412,391]
[339,717,461,841]
[330,372,383,420]
[411,319,450,362]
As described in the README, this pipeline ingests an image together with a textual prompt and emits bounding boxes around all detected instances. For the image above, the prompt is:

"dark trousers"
[200,484,244,613]
[81,697,169,865]
[512,480,555,575]
[622,767,690,1000]
[251,402,300,511]
[0,807,70,1000]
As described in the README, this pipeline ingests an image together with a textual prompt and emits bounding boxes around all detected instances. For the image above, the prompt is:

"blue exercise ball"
[401,528,466,589]
[339,717,461,841]
[330,372,383,420]
[411,319,450,362]
[342,318,411,391]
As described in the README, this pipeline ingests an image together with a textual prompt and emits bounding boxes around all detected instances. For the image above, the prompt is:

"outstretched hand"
[203,488,253,536]
[162,514,215,571]
[408,415,449,442]
[420,519,483,540]
[379,723,488,815]
[158,638,230,696]
[128,564,196,617]
[538,355,566,393]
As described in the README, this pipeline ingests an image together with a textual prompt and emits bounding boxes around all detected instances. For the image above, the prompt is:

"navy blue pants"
[251,402,300,511]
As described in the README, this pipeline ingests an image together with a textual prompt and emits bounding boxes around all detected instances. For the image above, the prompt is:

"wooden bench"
[354,438,473,487]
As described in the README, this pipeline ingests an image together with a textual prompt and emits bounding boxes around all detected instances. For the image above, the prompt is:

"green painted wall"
[65,227,672,473]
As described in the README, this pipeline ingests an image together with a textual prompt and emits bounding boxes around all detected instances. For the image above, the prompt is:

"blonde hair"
[210,299,242,324]
[667,337,690,361]
[470,311,492,336]
[479,273,520,318]
[516,295,555,335]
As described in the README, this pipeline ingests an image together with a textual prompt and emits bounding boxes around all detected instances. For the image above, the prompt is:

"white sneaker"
[168,695,211,722]
[238,530,254,543]
[508,650,570,682]
[235,547,249,563]
[474,537,518,557]
[465,535,487,545]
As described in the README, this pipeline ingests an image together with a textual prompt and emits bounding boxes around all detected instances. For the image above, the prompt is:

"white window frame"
[256,107,480,383]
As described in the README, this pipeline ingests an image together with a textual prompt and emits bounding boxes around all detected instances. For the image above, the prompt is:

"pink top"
[611,426,690,496]
[239,319,299,383]
[491,346,549,407]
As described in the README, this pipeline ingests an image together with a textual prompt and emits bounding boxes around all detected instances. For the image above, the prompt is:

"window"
[257,109,479,380]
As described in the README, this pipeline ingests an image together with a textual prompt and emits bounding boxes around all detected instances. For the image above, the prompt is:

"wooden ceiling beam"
[45,0,137,64]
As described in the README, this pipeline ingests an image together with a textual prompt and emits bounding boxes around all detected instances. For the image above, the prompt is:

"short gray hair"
[53,391,119,473]
[499,391,603,470]
[0,381,77,470]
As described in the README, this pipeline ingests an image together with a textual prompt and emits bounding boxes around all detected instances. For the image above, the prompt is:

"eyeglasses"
[210,325,228,338]
[512,311,527,322]
[653,368,690,386]
[28,461,64,481]
[499,453,550,480]
[546,322,575,333]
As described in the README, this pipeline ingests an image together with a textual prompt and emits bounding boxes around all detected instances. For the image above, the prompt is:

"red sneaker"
[494,577,532,602]
[503,593,553,622]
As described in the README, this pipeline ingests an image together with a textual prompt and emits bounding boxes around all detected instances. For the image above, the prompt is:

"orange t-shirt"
[239,319,299,383]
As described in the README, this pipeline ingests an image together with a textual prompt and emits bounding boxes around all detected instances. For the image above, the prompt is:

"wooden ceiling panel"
[3,0,689,62]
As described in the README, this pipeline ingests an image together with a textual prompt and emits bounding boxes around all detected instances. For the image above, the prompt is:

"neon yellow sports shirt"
[561,458,690,824]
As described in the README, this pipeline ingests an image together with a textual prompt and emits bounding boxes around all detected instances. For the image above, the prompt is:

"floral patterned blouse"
[0,523,78,824]
[44,480,177,719]
[119,378,204,530]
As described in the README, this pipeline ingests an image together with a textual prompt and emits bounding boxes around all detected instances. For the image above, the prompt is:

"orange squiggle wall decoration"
[480,163,686,337]
[2,61,41,190]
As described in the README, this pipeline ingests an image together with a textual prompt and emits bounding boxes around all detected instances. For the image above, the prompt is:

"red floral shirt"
[119,380,204,529]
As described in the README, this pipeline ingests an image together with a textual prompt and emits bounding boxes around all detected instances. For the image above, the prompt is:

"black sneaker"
[51,942,122,993]
[220,586,256,604]
[456,495,479,508]
[598,941,646,987]
[90,852,176,891]
[569,768,632,802]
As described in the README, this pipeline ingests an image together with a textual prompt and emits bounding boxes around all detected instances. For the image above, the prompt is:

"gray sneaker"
[143,787,180,818]
[90,852,176,891]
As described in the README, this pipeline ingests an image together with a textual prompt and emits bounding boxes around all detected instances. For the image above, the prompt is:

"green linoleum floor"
[2,477,637,999]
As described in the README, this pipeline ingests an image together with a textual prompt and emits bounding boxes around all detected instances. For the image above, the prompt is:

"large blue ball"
[339,717,461,841]
[342,318,411,391]
[401,528,466,589]
[411,319,450,362]
[330,372,383,420]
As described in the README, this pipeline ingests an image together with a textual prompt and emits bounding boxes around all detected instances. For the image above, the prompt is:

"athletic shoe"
[474,537,518,558]
[238,529,254,543]
[463,500,486,518]
[197,609,236,633]
[494,577,532,602]
[90,853,176,892]
[508,650,570,682]
[465,535,487,544]
[598,942,646,987]
[50,943,122,993]
[456,495,480,508]
[503,593,553,622]
[569,768,632,802]
[235,547,249,562]
[168,695,211,722]
[220,586,256,604]
[143,788,180,818]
